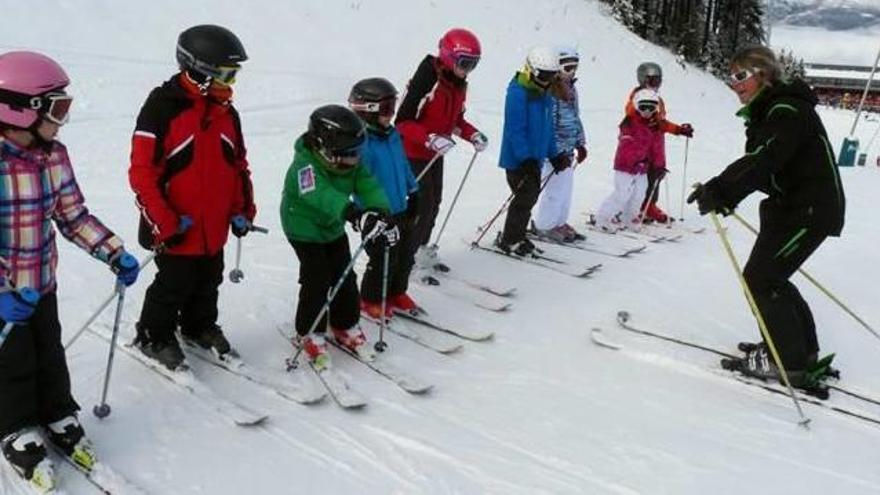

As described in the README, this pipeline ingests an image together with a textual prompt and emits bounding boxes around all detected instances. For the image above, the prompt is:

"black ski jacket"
[708,79,845,236]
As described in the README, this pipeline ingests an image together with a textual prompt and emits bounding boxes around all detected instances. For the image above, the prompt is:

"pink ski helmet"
[0,51,71,128]
[438,28,481,73]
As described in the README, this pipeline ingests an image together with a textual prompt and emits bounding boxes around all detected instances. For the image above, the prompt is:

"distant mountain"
[773,0,880,30]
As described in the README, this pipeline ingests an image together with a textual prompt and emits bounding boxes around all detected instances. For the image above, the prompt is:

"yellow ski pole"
[709,211,811,427]
[731,212,879,342]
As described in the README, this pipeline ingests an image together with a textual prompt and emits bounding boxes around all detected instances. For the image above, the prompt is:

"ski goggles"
[454,54,480,73]
[0,88,73,125]
[727,69,756,87]
[560,62,579,74]
[532,69,559,87]
[637,101,659,116]
[177,45,241,85]
[644,75,662,88]
[350,97,397,117]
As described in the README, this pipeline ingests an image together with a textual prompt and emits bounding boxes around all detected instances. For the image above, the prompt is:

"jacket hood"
[740,78,818,123]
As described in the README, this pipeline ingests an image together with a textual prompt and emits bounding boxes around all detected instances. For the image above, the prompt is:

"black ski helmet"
[307,104,366,167]
[348,77,398,129]
[176,25,247,84]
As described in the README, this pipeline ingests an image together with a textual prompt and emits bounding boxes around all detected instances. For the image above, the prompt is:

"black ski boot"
[2,428,55,491]
[135,324,186,371]
[183,325,235,358]
[722,345,830,400]
[46,416,96,471]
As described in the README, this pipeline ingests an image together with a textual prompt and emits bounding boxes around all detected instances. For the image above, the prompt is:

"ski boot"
[560,223,586,242]
[134,324,187,371]
[2,428,56,493]
[420,275,441,286]
[737,342,840,381]
[182,324,238,360]
[722,344,830,399]
[300,334,331,371]
[331,325,374,361]
[360,299,393,323]
[46,416,97,472]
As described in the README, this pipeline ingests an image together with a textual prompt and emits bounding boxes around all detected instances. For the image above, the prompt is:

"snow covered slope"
[2,0,880,493]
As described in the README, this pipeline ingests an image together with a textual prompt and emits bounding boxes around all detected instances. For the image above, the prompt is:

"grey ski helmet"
[636,62,662,88]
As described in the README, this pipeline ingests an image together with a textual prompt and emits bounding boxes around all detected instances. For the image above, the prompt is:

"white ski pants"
[534,161,574,230]
[595,170,648,227]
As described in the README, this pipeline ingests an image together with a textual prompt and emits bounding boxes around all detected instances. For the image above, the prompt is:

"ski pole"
[415,152,443,183]
[731,212,880,342]
[664,175,671,223]
[636,171,664,231]
[709,211,811,428]
[64,252,157,350]
[0,288,40,352]
[374,242,391,353]
[679,137,690,221]
[430,150,479,251]
[229,223,268,284]
[471,165,555,247]
[93,282,126,419]
[286,230,379,369]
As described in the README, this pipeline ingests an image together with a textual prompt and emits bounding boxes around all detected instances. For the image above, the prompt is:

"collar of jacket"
[0,136,39,160]
[432,56,468,89]
[176,73,234,107]
[366,124,393,140]
[515,71,545,95]
[735,85,770,125]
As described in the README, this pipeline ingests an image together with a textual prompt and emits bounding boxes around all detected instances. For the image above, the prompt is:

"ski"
[527,231,647,258]
[470,242,602,278]
[416,277,512,313]
[90,325,267,427]
[425,270,516,298]
[182,341,327,406]
[48,444,148,495]
[275,327,368,409]
[328,340,433,395]
[393,307,494,342]
[588,328,880,428]
[366,316,463,355]
[614,311,880,410]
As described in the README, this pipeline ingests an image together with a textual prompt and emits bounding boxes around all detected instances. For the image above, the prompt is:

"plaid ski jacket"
[0,138,123,294]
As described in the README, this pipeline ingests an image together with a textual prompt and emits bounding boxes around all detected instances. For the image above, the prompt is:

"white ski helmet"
[525,45,560,88]
[632,88,660,117]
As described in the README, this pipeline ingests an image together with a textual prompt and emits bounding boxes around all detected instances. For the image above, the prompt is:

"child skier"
[129,25,257,372]
[594,89,666,232]
[624,62,693,223]
[0,51,140,491]
[496,46,567,255]
[533,46,589,243]
[281,104,395,368]
[396,28,488,271]
[348,78,421,319]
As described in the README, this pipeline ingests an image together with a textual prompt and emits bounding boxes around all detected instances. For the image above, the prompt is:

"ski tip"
[616,310,630,323]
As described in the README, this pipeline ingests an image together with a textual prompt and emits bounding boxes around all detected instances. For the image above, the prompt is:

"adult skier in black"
[687,45,845,391]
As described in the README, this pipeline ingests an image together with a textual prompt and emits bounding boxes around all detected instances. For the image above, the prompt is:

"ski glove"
[359,210,399,247]
[426,134,456,155]
[164,215,193,248]
[406,190,420,219]
[687,181,732,216]
[231,214,250,238]
[469,131,488,152]
[549,152,572,172]
[110,251,140,287]
[0,287,39,324]
[575,145,588,164]
[678,123,694,138]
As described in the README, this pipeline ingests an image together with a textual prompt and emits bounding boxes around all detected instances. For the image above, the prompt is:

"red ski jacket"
[129,74,255,256]
[396,55,478,162]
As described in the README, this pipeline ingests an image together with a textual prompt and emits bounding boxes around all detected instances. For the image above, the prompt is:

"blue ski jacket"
[552,79,587,153]
[359,127,418,215]
[499,72,558,170]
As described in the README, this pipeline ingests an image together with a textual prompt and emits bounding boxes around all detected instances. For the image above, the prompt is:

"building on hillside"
[804,63,880,113]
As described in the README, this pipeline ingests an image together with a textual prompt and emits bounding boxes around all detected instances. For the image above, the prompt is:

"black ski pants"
[743,224,827,370]
[641,167,664,207]
[0,293,79,439]
[500,163,542,245]
[137,252,224,343]
[289,235,360,336]
[361,213,418,302]
[410,157,444,246]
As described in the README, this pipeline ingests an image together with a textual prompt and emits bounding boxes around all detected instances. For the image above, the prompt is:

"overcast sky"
[771,24,880,66]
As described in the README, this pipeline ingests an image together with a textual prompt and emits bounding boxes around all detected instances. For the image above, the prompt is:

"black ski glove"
[549,152,572,172]
[687,181,732,216]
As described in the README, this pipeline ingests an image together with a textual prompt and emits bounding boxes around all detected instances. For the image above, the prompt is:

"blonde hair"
[730,45,782,84]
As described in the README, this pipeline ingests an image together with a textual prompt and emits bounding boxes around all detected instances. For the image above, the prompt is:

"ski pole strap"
[710,212,810,426]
